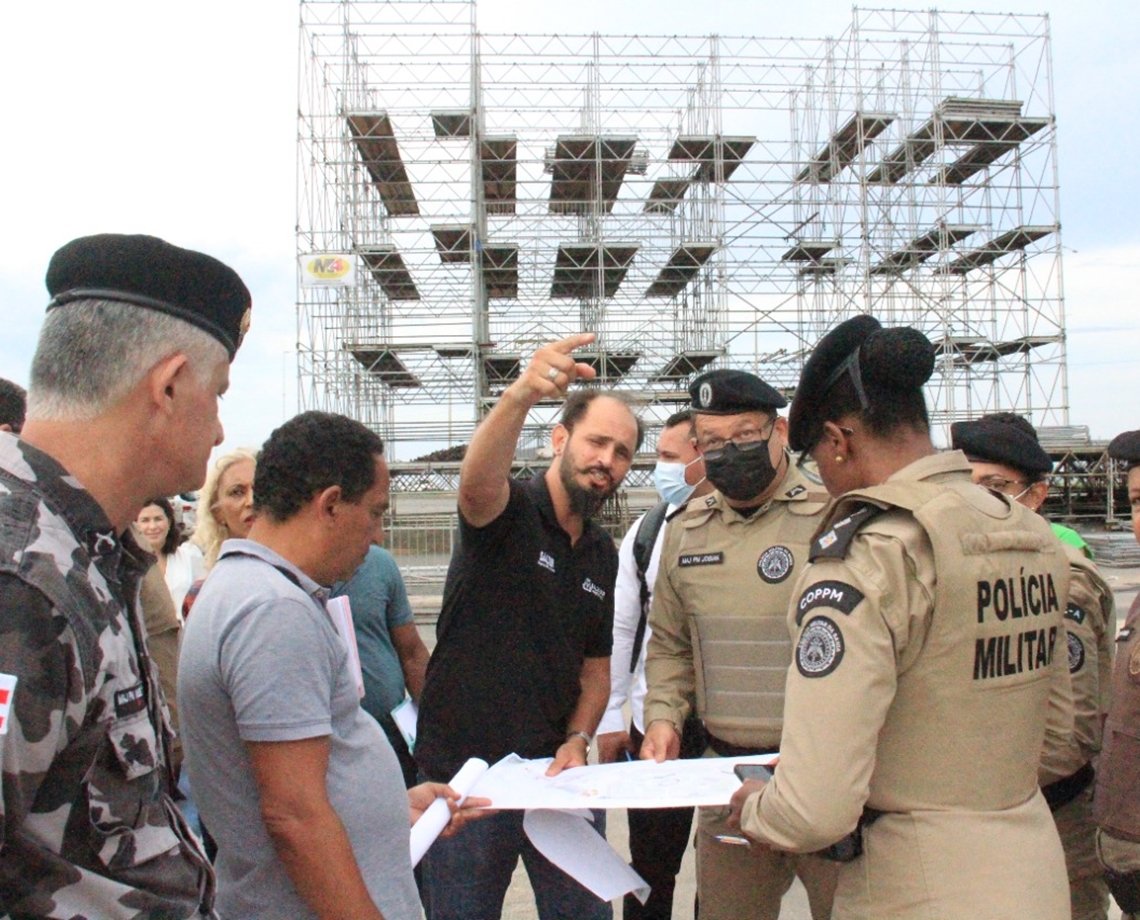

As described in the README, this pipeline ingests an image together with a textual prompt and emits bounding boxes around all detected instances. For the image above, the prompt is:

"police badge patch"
[795,580,865,624]
[1067,633,1085,674]
[796,617,845,678]
[1064,603,1086,625]
[758,545,794,583]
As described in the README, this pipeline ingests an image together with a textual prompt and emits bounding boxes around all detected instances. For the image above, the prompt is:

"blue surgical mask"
[653,459,702,507]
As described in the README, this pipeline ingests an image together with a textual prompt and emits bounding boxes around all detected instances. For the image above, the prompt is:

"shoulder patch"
[796,617,845,677]
[1066,632,1085,674]
[1064,603,1085,625]
[810,504,884,561]
[679,551,724,568]
[0,673,16,735]
[795,580,866,625]
[703,494,717,508]
[784,484,806,499]
[757,545,794,584]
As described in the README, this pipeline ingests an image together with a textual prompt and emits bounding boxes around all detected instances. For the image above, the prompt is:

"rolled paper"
[408,757,489,866]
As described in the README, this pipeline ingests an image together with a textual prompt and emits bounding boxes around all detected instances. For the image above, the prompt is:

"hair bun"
[861,327,935,390]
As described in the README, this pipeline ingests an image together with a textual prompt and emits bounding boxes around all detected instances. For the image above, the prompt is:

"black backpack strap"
[629,501,670,673]
[225,550,306,590]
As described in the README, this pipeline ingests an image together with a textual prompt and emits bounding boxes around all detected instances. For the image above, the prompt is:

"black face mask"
[703,439,780,502]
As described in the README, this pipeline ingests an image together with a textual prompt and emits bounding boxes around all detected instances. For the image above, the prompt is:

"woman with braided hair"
[727,314,1073,918]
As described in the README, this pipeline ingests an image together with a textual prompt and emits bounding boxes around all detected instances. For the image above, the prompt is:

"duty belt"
[816,806,884,863]
[1042,761,1095,813]
[706,734,779,758]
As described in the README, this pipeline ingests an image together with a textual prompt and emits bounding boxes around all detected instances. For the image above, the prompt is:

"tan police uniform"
[138,555,185,771]
[644,459,837,920]
[739,452,1073,920]
[1095,591,1140,919]
[1039,538,1115,920]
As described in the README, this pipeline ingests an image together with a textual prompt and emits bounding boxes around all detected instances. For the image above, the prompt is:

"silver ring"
[547,367,560,381]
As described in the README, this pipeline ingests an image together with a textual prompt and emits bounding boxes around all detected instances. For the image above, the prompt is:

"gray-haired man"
[0,234,251,918]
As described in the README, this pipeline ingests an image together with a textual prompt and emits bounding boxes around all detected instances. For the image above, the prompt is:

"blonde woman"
[193,447,256,569]
[184,448,256,620]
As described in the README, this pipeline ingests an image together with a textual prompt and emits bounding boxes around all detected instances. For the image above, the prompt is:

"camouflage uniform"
[0,434,213,918]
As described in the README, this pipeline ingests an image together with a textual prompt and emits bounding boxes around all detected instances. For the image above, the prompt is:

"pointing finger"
[549,332,596,355]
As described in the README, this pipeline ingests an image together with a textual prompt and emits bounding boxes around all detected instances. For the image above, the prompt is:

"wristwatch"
[566,730,592,757]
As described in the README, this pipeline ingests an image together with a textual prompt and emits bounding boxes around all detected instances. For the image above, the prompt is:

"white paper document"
[524,809,651,905]
[325,596,364,698]
[408,752,778,897]
[409,757,488,867]
[472,752,778,810]
[390,697,418,751]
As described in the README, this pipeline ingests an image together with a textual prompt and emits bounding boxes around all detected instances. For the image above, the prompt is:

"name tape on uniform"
[679,551,724,568]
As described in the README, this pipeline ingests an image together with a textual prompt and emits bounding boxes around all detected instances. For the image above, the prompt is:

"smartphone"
[734,763,774,783]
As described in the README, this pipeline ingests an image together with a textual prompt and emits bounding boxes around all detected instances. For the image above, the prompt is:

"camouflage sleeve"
[0,575,84,844]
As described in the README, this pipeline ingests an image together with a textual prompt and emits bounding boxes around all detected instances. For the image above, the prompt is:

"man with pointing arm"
[415,333,643,920]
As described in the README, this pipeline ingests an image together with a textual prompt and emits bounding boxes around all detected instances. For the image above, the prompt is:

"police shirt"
[740,452,1072,918]
[643,460,830,747]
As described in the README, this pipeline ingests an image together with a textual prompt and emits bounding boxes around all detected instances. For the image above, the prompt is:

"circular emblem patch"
[796,616,844,678]
[698,381,713,408]
[758,545,794,584]
[1067,633,1085,674]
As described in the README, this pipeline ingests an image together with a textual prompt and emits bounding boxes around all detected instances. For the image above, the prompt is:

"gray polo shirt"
[179,539,420,920]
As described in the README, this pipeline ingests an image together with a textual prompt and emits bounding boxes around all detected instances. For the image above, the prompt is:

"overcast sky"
[1,0,1136,460]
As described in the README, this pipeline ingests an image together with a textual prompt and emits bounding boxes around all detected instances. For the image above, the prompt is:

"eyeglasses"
[976,474,1032,500]
[698,418,776,460]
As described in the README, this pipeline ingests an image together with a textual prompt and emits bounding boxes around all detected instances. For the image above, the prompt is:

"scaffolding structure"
[297,2,1066,475]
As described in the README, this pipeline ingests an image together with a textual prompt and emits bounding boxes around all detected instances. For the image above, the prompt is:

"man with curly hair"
[179,411,482,920]
[0,378,25,433]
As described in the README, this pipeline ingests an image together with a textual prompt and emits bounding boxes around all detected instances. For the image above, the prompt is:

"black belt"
[706,733,779,758]
[816,807,884,863]
[1042,761,1095,813]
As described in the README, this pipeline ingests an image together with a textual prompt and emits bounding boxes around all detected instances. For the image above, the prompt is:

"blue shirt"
[332,546,415,720]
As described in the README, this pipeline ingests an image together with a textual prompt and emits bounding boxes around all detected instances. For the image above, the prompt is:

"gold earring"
[834,455,844,463]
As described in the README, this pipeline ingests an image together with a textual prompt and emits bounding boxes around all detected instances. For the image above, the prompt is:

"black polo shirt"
[415,474,616,779]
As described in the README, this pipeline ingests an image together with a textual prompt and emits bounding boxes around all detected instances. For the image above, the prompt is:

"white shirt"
[164,541,205,620]
[598,505,674,736]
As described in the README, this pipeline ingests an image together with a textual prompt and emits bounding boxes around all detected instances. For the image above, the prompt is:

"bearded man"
[415,333,641,920]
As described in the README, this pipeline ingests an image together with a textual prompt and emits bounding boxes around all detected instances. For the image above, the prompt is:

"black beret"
[1108,430,1140,467]
[45,234,251,359]
[788,314,935,452]
[950,414,1052,476]
[690,369,787,415]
